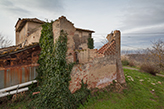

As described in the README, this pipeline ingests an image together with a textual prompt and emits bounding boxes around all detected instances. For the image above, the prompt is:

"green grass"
[160,71,164,75]
[1,68,164,109]
[79,69,164,109]
[123,65,140,69]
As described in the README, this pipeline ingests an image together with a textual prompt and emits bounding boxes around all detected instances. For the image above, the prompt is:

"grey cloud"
[0,0,31,16]
[121,34,164,50]
[0,0,14,6]
[15,0,64,13]
[6,7,30,16]
[120,0,164,31]
[0,0,64,18]
[37,0,63,12]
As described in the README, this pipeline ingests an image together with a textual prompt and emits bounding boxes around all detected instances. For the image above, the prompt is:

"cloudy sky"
[0,0,164,50]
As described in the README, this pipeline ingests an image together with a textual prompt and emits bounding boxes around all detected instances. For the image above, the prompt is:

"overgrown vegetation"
[121,59,129,66]
[79,69,164,109]
[30,22,90,109]
[0,91,34,109]
[87,36,94,49]
[36,22,54,84]
[0,21,90,109]
[1,68,164,109]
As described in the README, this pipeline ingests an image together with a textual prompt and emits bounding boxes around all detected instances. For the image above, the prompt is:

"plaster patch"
[96,76,116,87]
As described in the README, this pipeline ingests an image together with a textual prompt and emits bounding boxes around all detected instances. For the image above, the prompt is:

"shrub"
[140,63,159,75]
[73,80,90,106]
[129,61,135,67]
[121,59,129,66]
[87,37,94,49]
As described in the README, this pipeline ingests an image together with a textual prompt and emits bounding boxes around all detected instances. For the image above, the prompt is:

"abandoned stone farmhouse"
[0,16,125,93]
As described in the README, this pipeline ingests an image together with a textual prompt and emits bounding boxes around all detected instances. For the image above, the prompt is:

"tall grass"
[79,69,164,109]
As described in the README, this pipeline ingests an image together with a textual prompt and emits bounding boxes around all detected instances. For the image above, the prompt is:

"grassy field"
[79,69,164,109]
[0,68,164,109]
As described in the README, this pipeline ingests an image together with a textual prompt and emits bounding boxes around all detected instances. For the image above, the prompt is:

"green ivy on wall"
[31,22,90,109]
[87,37,94,49]
[36,22,54,84]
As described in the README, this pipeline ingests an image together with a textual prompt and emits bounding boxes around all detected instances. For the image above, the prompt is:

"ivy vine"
[36,21,54,84]
[31,22,90,109]
[87,37,94,49]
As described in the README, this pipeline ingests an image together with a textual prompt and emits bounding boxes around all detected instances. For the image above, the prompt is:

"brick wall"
[77,49,103,63]
[14,16,125,93]
[69,30,126,93]
[69,55,117,93]
[52,16,76,63]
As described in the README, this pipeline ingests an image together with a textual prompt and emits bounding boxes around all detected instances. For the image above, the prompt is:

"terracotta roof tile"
[97,41,116,55]
[0,43,39,57]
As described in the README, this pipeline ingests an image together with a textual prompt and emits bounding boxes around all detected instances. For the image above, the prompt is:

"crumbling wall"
[52,16,76,63]
[13,16,125,93]
[25,27,42,46]
[16,23,28,45]
[73,31,90,49]
[27,22,42,35]
[77,49,102,63]
[69,30,126,93]
[16,22,42,45]
[114,30,125,84]
[69,55,117,93]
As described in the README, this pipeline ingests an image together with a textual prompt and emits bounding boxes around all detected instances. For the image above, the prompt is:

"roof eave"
[76,28,95,33]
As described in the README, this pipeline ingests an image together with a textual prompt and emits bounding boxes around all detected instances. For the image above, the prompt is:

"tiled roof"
[97,41,116,55]
[0,45,20,55]
[0,43,39,57]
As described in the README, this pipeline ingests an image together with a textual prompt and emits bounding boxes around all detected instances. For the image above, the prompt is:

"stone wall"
[77,49,102,63]
[69,30,126,93]
[16,23,28,45]
[27,22,42,35]
[16,22,42,45]
[25,27,42,46]
[69,55,117,93]
[52,16,76,63]
[73,31,91,49]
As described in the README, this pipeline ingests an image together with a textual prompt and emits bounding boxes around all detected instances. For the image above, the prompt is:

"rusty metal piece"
[0,64,38,89]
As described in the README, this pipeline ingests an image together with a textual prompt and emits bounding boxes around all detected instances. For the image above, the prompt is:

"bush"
[129,61,135,67]
[121,59,129,66]
[140,63,159,75]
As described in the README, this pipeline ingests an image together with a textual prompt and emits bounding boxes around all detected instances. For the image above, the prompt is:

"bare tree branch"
[147,39,164,71]
[0,33,12,48]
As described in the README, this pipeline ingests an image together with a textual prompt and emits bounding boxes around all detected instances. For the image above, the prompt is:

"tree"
[147,39,164,72]
[0,33,12,48]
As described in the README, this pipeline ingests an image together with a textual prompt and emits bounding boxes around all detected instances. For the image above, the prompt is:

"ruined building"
[0,16,125,92]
